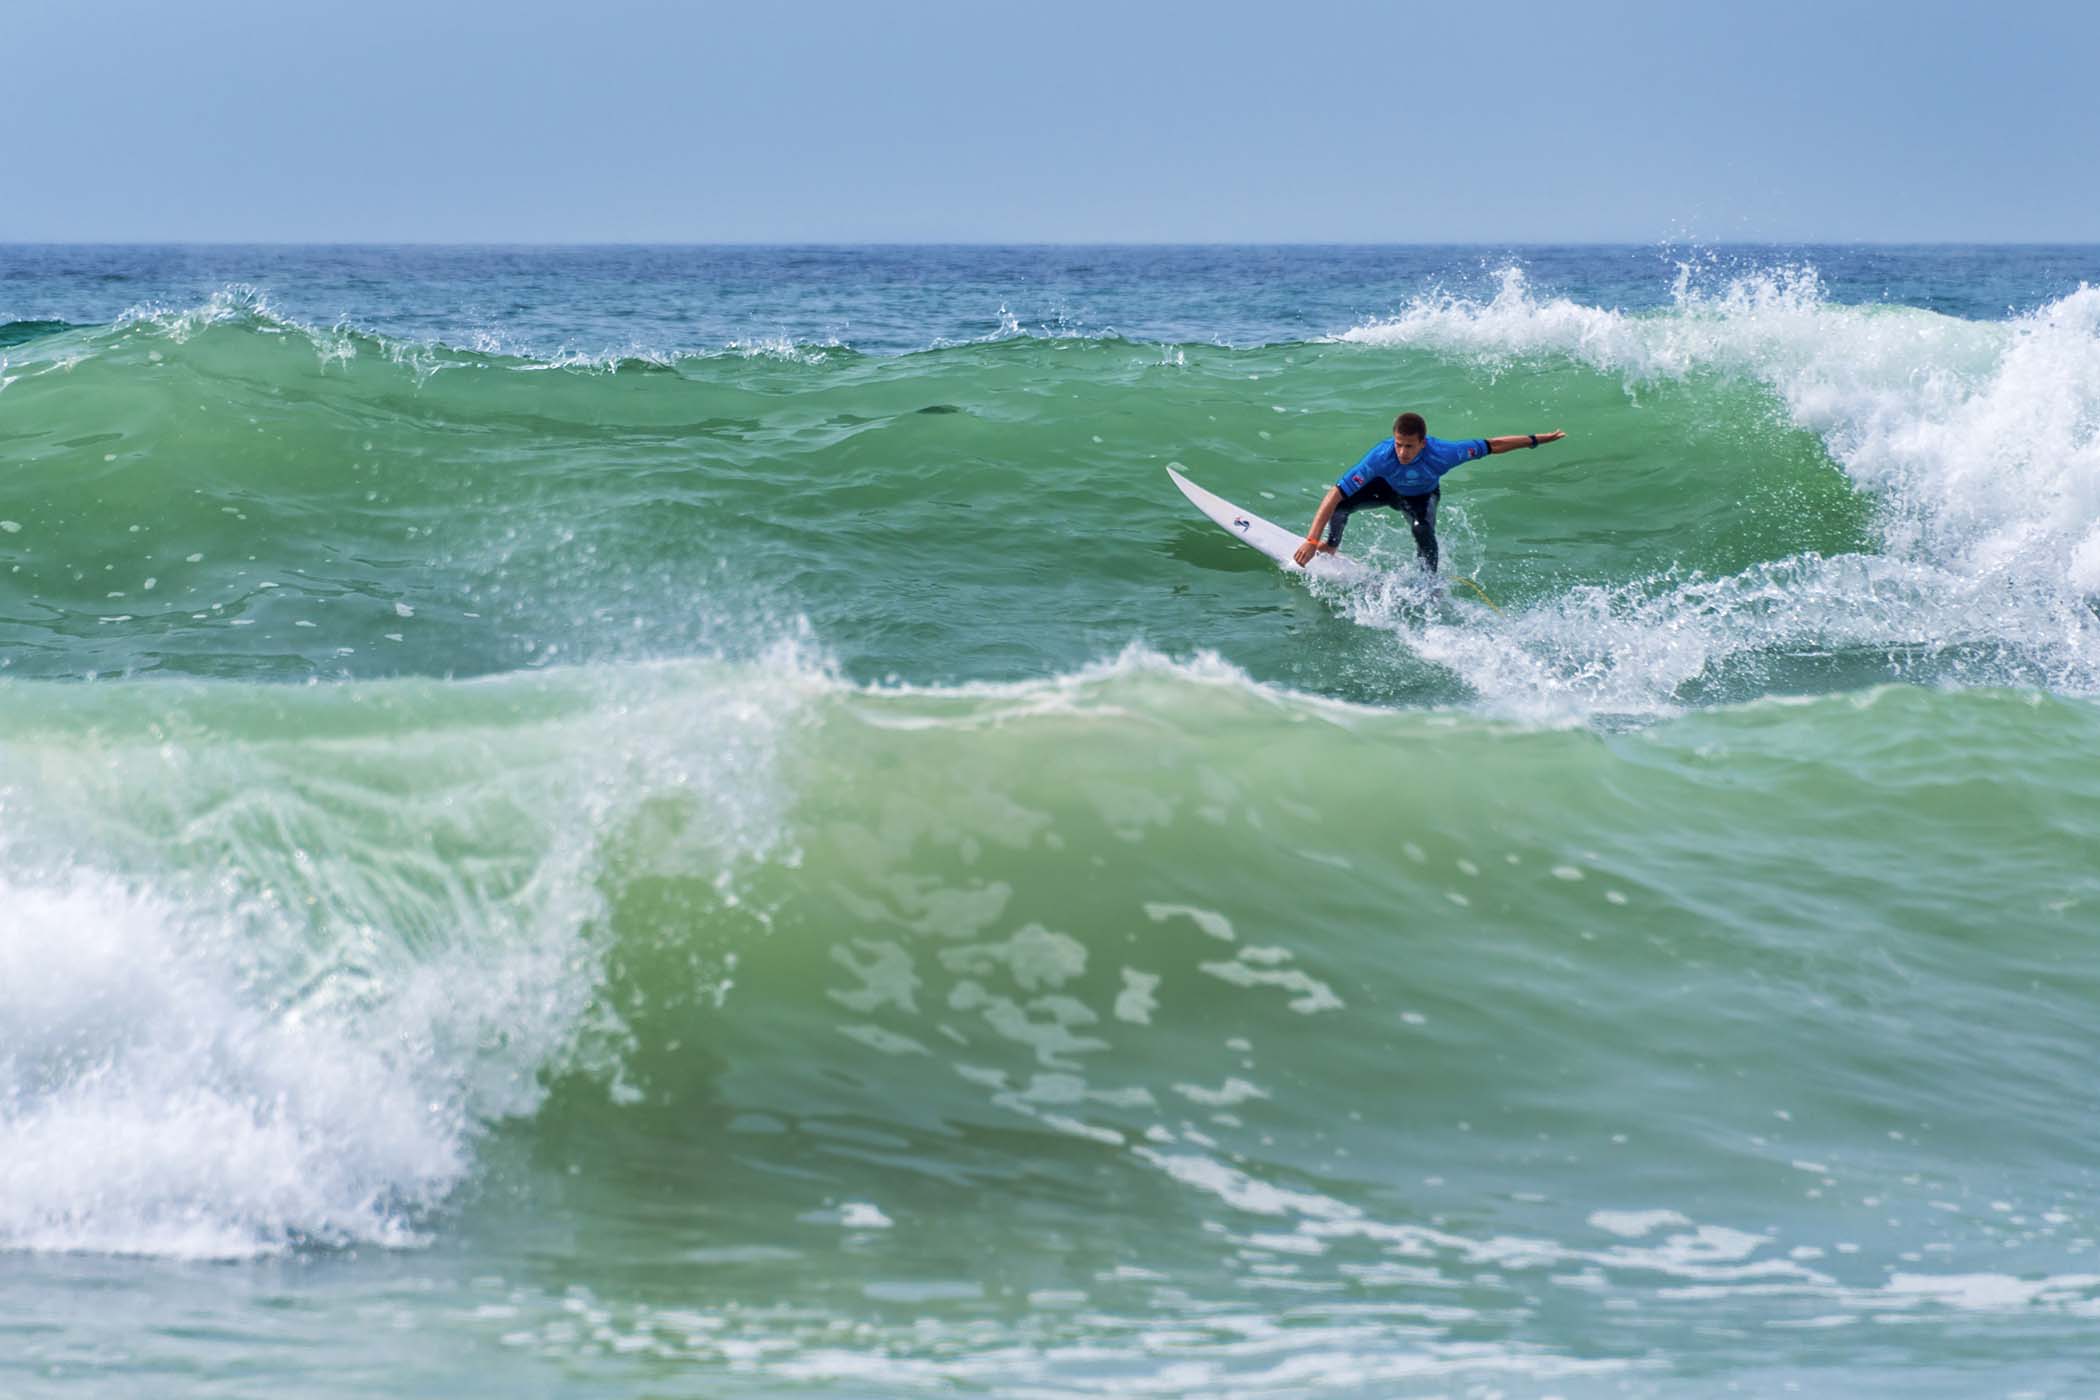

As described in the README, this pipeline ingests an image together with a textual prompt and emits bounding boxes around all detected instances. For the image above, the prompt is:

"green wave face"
[5,658,2098,1384]
[0,310,1881,699]
[9,289,2095,716]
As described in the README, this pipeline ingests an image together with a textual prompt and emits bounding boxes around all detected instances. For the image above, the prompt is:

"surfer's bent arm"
[1484,429,1567,455]
[1303,487,1344,541]
[1292,487,1345,565]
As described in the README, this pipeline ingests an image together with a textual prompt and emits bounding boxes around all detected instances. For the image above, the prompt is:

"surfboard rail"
[1165,466,1367,583]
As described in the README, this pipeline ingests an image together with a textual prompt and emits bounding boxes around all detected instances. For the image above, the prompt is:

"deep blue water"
[6,243,2099,357]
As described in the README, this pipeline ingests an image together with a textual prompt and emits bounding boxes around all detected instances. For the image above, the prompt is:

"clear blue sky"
[7,0,2095,243]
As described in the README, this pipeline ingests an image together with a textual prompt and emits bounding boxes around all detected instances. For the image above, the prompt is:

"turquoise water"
[3,246,2099,1397]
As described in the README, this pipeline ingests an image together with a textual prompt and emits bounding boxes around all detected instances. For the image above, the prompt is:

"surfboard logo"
[1233,516,1251,532]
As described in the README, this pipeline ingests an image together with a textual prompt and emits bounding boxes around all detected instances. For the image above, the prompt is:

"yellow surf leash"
[1452,574,1504,615]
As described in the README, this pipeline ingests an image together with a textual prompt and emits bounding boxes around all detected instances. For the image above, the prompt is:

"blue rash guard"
[1336,435,1491,499]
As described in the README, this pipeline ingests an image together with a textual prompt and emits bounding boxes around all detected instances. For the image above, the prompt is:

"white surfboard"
[1166,465,1369,584]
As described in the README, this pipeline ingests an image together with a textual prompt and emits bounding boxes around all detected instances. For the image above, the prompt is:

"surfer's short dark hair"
[1393,412,1427,438]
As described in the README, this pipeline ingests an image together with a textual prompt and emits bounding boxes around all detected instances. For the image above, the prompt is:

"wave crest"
[1341,264,2100,605]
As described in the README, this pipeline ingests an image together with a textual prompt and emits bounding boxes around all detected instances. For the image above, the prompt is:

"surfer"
[1292,413,1565,571]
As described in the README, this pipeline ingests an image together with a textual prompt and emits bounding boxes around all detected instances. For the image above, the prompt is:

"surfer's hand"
[1537,429,1566,445]
[1293,538,1320,567]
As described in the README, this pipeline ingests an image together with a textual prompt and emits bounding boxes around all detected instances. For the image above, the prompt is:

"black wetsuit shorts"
[1325,479,1441,571]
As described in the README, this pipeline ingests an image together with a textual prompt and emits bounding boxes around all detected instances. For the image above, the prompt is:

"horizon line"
[6,239,2100,251]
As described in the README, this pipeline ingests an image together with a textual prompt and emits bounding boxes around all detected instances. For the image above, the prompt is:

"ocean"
[3,243,2098,1398]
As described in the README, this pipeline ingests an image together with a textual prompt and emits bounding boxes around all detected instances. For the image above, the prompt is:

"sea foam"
[1331,267,2100,715]
[0,653,820,1259]
[1341,265,2100,593]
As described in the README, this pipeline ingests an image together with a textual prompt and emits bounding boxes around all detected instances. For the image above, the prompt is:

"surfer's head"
[1392,412,1427,462]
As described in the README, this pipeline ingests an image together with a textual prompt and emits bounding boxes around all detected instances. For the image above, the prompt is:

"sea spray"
[0,655,820,1258]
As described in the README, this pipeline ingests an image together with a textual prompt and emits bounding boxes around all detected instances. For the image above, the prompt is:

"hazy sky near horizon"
[8,0,2096,244]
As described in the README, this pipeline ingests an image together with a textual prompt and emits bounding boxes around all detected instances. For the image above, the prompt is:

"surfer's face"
[1392,432,1426,463]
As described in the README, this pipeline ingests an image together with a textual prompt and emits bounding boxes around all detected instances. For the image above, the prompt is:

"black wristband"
[1529,433,1538,448]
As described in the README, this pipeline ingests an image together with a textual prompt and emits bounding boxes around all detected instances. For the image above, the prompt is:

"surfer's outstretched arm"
[1484,429,1567,455]
[1293,487,1345,567]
